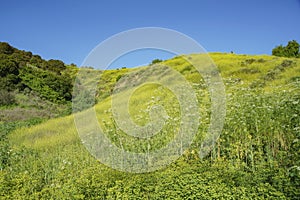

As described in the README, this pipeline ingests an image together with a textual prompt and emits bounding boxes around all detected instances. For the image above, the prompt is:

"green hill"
[1,48,300,199]
[0,42,76,122]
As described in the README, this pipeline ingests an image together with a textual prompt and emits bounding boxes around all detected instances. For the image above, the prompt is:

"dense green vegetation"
[0,43,299,199]
[272,40,300,58]
[0,42,75,122]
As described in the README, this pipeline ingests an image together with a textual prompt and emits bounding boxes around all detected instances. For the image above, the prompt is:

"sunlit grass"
[9,53,300,151]
[4,53,300,198]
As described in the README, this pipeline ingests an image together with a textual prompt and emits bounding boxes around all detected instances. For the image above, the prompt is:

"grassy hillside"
[1,53,300,199]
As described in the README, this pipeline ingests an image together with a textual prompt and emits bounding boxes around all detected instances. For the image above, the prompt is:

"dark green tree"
[0,59,18,77]
[0,42,15,54]
[0,58,20,91]
[44,59,66,73]
[272,45,285,57]
[30,55,44,67]
[272,40,300,58]
[151,59,163,65]
[285,40,300,58]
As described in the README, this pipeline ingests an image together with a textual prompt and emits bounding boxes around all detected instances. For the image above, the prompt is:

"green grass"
[2,53,300,199]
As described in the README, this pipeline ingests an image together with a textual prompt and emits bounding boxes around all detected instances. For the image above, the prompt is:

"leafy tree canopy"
[272,40,300,58]
[150,59,163,65]
[0,42,15,54]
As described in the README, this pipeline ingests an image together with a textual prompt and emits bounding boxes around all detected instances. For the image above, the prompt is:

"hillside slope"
[0,42,76,122]
[1,53,300,199]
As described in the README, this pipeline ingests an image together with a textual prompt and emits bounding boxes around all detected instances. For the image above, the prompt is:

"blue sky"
[1,0,300,68]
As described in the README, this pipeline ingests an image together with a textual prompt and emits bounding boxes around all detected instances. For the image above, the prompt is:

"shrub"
[0,89,15,106]
[0,42,15,54]
[238,67,260,74]
[272,40,300,58]
[245,58,256,64]
[116,74,122,82]
[257,58,266,63]
[150,59,162,65]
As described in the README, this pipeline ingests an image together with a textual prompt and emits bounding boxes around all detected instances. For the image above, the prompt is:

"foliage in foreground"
[1,88,299,199]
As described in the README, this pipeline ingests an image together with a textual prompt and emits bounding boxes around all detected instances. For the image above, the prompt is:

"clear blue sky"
[1,0,300,68]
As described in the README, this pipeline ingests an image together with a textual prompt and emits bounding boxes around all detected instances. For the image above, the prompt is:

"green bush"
[0,42,15,54]
[150,59,163,65]
[0,89,15,106]
[272,40,300,58]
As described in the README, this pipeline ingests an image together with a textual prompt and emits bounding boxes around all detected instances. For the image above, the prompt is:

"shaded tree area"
[0,42,73,105]
[272,40,300,58]
[150,58,163,65]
